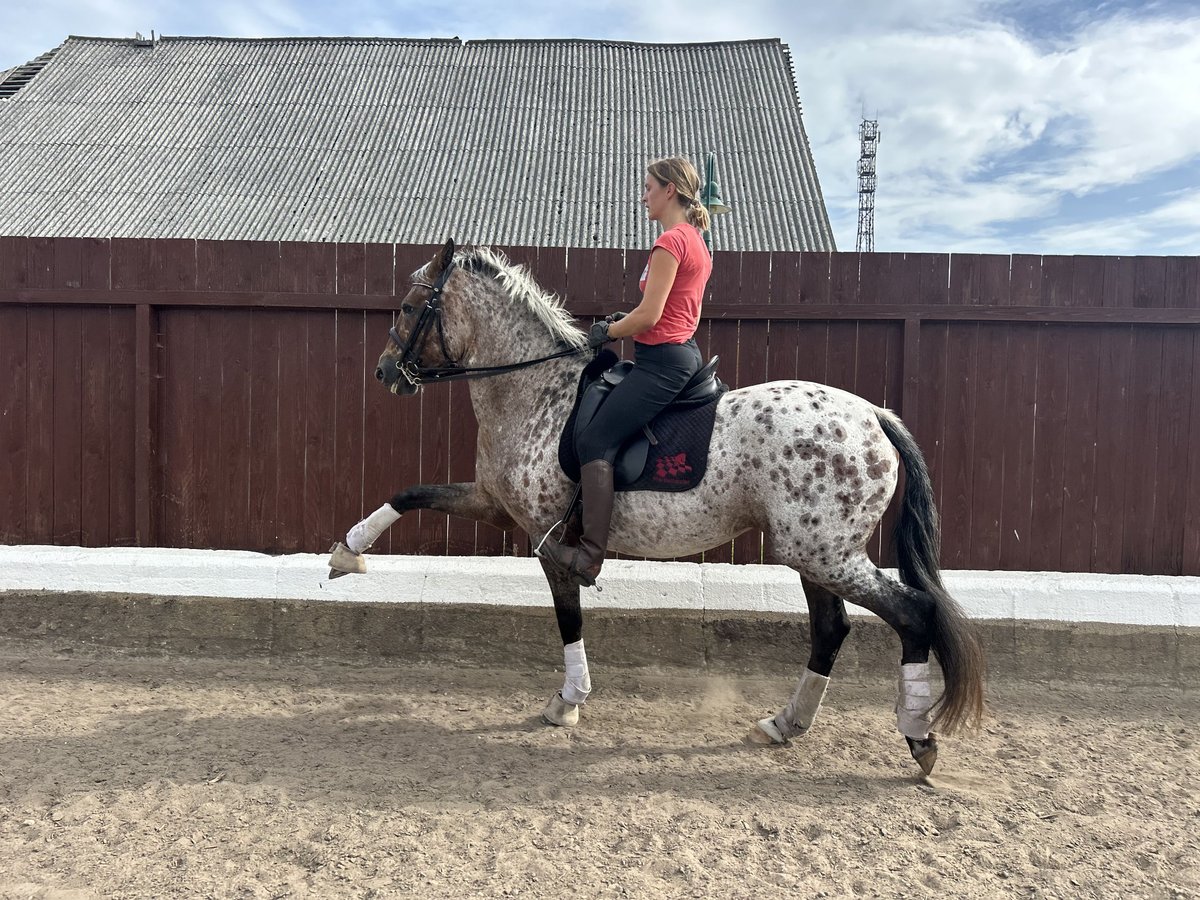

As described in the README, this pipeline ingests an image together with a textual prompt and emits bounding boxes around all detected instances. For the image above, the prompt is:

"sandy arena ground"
[0,650,1196,899]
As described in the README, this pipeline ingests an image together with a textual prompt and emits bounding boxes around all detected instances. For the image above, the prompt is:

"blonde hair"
[647,156,711,232]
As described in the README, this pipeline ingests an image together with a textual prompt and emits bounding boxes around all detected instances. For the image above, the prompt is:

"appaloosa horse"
[328,239,985,774]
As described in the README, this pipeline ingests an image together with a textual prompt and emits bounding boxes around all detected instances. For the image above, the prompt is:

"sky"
[3,0,1199,254]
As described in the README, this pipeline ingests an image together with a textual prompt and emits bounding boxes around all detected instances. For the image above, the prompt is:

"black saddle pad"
[557,350,726,493]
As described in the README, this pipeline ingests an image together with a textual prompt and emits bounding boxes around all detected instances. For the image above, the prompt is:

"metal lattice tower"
[856,119,880,252]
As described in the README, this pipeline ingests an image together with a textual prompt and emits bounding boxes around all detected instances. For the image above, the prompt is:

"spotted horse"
[328,239,986,775]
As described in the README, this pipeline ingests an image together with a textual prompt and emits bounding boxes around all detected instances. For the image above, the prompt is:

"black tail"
[876,409,986,733]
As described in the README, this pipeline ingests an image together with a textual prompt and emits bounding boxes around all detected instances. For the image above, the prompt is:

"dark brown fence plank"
[1069,257,1105,307]
[1040,256,1075,308]
[333,244,368,552]
[829,253,859,306]
[1028,325,1070,571]
[1010,255,1042,306]
[940,323,978,569]
[798,252,830,304]
[1133,257,1168,308]
[51,248,85,545]
[79,308,111,547]
[273,310,309,552]
[968,324,1008,570]
[0,306,28,542]
[247,309,282,552]
[917,254,950,306]
[1058,328,1101,572]
[26,308,54,543]
[795,321,829,386]
[301,309,338,552]
[220,245,261,549]
[360,245,397,555]
[1089,326,1133,572]
[1150,329,1192,573]
[771,252,801,304]
[333,308,367,550]
[998,324,1038,570]
[949,253,1009,306]
[1165,257,1200,309]
[1120,328,1164,573]
[109,236,151,547]
[156,309,195,547]
[1182,332,1200,574]
[0,236,30,288]
[1102,257,1135,307]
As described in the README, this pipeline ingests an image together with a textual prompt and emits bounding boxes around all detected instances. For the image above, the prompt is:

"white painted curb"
[2,545,1197,627]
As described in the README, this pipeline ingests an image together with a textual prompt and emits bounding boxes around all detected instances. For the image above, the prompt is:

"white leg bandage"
[346,504,401,554]
[560,639,591,706]
[772,668,830,740]
[896,662,934,740]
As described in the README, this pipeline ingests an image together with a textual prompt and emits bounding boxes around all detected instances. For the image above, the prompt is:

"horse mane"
[456,247,588,349]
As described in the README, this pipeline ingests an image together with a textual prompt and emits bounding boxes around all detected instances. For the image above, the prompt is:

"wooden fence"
[1,236,1198,574]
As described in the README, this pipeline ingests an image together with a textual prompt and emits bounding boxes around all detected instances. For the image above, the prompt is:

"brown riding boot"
[537,460,615,587]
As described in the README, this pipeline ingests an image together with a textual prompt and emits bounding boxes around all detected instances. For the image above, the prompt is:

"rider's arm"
[606,248,679,340]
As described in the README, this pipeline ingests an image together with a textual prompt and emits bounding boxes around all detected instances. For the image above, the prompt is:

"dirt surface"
[0,651,1197,899]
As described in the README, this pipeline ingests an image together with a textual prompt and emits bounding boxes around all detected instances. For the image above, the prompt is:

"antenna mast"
[856,118,880,252]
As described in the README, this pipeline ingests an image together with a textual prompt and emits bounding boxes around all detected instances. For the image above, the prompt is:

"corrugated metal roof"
[0,36,835,251]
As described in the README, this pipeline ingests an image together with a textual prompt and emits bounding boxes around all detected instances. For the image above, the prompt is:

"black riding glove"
[588,320,612,349]
[605,311,628,324]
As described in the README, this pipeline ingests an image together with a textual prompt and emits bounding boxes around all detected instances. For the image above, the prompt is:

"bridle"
[386,259,589,389]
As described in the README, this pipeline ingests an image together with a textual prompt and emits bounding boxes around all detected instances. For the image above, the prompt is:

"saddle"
[557,348,728,492]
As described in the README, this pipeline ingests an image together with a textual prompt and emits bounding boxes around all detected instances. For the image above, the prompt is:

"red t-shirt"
[636,223,712,345]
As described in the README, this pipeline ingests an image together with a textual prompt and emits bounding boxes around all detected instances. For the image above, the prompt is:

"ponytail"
[686,197,711,232]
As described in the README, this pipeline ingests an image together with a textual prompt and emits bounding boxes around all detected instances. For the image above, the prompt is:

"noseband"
[387,260,460,389]
[386,259,589,388]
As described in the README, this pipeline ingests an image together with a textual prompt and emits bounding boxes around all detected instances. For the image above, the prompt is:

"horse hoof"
[748,717,787,745]
[327,542,366,578]
[907,735,939,775]
[541,691,579,727]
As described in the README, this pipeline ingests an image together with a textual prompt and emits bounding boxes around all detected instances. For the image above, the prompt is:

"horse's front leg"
[328,483,516,577]
[537,553,591,728]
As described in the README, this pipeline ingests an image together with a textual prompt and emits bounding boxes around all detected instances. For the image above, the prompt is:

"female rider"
[537,156,714,587]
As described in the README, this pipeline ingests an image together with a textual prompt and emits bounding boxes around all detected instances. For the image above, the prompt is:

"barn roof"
[0,35,835,251]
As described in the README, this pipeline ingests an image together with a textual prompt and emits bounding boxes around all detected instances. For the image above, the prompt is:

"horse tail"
[875,408,986,734]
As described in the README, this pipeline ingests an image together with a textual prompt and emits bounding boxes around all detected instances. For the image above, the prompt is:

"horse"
[330,238,985,775]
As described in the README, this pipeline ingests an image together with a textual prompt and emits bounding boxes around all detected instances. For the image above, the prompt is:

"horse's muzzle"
[376,355,417,395]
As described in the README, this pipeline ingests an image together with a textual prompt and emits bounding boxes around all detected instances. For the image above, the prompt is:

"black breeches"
[576,338,703,464]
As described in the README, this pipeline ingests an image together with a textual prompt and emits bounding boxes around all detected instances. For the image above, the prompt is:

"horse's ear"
[440,238,455,271]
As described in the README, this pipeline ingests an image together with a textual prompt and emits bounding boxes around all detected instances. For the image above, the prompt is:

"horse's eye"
[402,304,415,316]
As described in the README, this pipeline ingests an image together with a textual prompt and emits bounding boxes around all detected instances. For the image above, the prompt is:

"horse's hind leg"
[537,554,591,727]
[749,581,850,745]
[818,555,940,773]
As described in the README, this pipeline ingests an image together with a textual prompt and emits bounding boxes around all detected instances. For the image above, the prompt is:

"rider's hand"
[587,320,612,349]
[605,311,628,324]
